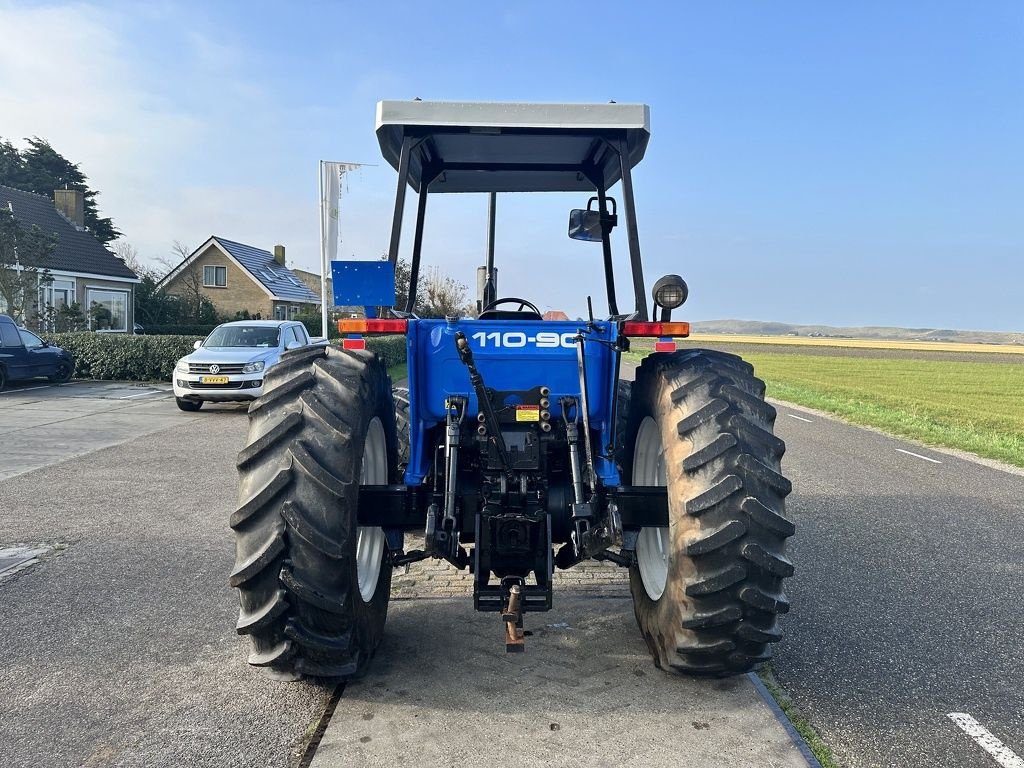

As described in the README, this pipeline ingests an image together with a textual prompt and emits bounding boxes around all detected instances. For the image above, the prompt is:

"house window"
[203,265,227,287]
[87,288,129,332]
[38,279,77,331]
[41,279,76,309]
[289,305,300,319]
[273,305,286,320]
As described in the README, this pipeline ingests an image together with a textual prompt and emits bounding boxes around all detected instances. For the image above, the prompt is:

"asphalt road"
[0,385,808,768]
[4,373,1022,767]
[770,402,1024,768]
[0,407,329,768]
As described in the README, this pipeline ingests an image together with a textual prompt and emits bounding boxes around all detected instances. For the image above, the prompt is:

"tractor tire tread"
[625,348,795,677]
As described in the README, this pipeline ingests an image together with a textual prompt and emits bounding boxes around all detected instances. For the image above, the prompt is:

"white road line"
[119,390,163,399]
[0,384,53,395]
[948,713,1024,768]
[895,448,942,464]
[786,413,813,423]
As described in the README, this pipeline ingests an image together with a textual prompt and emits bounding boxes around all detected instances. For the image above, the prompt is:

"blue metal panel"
[403,318,622,487]
[331,260,396,307]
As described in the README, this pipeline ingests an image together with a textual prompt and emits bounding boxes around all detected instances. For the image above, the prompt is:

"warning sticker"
[515,405,541,422]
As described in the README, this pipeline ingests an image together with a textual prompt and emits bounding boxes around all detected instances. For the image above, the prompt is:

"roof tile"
[0,184,137,280]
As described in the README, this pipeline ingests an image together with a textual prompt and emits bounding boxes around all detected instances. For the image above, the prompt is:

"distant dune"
[691,320,1024,346]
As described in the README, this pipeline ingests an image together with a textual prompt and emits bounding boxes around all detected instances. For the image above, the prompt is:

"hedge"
[139,324,219,337]
[42,332,201,382]
[41,332,408,382]
[365,335,407,370]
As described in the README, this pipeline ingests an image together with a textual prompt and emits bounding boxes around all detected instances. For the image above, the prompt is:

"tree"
[0,206,57,326]
[0,137,120,244]
[419,265,470,319]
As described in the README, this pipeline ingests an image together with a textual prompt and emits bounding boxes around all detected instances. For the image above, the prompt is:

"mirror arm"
[597,186,619,316]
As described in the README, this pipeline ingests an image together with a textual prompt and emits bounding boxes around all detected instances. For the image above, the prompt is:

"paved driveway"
[0,380,247,479]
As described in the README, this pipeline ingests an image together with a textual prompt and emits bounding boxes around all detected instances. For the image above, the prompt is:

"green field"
[629,343,1024,468]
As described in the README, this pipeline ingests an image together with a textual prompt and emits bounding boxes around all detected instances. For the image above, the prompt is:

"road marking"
[0,384,53,395]
[787,413,813,423]
[947,713,1024,768]
[896,448,942,464]
[119,390,161,399]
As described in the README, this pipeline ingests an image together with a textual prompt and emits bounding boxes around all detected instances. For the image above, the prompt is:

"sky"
[0,1,1021,330]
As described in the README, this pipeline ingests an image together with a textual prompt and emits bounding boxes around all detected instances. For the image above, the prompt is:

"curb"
[748,672,825,768]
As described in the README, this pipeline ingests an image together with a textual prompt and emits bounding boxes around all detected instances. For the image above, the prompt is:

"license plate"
[200,376,229,384]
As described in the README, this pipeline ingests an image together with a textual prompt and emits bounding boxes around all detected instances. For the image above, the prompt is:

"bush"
[40,331,407,383]
[365,335,407,369]
[42,332,201,382]
[140,324,219,337]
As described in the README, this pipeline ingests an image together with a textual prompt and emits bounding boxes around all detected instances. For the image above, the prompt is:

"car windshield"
[203,326,280,348]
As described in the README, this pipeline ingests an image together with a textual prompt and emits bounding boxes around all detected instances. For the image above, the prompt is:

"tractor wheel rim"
[356,416,387,603]
[634,416,669,601]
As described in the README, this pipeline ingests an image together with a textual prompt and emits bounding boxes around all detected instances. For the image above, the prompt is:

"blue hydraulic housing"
[402,318,623,488]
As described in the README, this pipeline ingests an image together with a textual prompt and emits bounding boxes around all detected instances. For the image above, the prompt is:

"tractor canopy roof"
[375,100,650,194]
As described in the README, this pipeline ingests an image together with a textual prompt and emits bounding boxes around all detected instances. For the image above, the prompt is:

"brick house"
[0,185,140,331]
[157,236,324,320]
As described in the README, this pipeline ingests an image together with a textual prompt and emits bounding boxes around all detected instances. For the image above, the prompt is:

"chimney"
[54,189,85,229]
[273,244,286,265]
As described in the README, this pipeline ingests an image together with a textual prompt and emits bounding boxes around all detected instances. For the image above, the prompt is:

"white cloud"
[0,4,299,271]
[0,4,205,263]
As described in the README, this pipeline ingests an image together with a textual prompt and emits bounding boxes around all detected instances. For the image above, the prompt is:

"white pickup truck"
[172,320,325,411]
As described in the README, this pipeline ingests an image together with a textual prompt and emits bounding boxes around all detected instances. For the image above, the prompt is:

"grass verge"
[387,362,408,385]
[758,666,841,768]
[628,345,1024,468]
[745,352,1024,467]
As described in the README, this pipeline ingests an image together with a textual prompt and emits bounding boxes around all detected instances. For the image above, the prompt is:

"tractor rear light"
[342,338,366,350]
[623,321,690,337]
[337,318,409,334]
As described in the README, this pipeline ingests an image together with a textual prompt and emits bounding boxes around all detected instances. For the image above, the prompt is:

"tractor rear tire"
[231,344,397,680]
[623,349,795,677]
[393,386,410,474]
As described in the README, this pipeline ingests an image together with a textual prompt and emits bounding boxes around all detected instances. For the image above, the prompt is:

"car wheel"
[49,360,74,384]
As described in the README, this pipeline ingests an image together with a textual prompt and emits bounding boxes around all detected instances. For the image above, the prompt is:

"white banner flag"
[319,161,362,334]
[320,161,361,265]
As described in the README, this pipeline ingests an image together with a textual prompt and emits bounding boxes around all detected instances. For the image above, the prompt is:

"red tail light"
[338,318,409,334]
[622,321,690,337]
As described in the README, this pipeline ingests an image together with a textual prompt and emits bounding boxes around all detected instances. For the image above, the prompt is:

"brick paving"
[390,535,630,598]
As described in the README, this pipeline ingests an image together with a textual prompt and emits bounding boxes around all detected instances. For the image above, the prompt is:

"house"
[0,185,140,331]
[292,267,333,307]
[157,236,326,321]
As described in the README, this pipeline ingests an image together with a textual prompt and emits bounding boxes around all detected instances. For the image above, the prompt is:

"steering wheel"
[480,297,542,316]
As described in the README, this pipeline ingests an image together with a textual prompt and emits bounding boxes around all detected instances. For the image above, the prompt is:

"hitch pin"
[502,584,525,653]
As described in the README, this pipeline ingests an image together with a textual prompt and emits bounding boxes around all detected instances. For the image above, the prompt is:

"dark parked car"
[0,313,75,391]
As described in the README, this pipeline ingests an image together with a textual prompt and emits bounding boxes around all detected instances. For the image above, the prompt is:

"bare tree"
[168,240,204,313]
[0,206,56,326]
[419,265,469,318]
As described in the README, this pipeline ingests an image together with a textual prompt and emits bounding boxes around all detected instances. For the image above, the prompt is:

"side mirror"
[568,209,603,242]
[193,340,202,350]
[285,340,302,351]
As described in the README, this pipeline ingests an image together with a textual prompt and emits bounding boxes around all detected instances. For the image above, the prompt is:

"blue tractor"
[231,101,794,680]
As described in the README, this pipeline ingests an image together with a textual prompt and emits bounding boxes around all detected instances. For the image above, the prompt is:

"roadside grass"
[744,353,1024,468]
[627,343,1024,468]
[758,666,841,768]
[387,362,408,385]
[686,333,1024,355]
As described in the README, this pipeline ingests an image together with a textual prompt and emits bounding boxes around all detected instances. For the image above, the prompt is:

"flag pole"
[318,160,329,340]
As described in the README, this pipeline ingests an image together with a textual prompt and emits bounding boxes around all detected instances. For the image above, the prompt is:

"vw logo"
[209,364,220,374]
